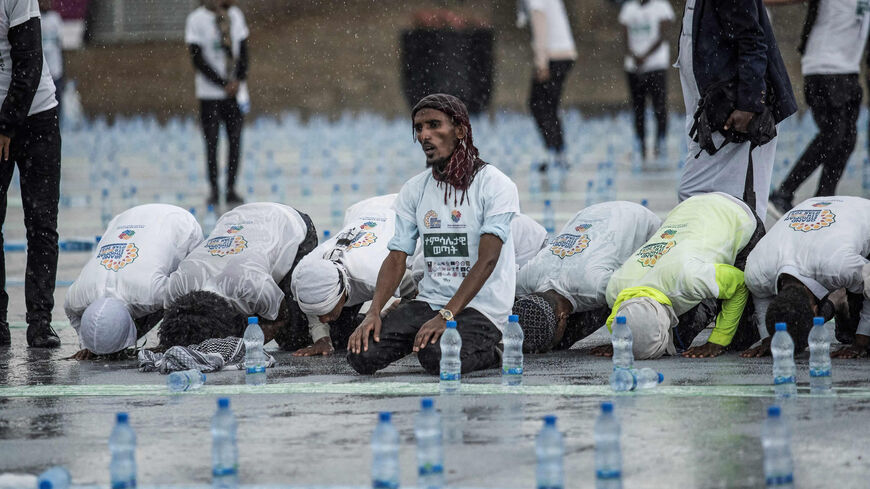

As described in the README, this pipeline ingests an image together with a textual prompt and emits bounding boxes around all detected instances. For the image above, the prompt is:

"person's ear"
[455,124,467,141]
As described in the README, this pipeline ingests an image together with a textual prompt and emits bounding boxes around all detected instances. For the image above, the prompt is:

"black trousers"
[0,108,61,326]
[554,307,610,351]
[273,210,318,351]
[199,98,243,193]
[779,74,862,198]
[530,60,574,152]
[346,300,502,375]
[626,70,667,151]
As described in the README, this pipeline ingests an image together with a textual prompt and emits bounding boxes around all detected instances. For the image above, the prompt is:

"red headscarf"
[412,94,487,205]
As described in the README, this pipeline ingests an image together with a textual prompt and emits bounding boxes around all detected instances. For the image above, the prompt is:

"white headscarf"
[616,296,678,359]
[78,297,137,354]
[291,258,348,316]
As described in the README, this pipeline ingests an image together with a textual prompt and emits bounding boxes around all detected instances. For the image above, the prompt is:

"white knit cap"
[79,297,137,355]
[616,297,677,359]
[291,258,346,316]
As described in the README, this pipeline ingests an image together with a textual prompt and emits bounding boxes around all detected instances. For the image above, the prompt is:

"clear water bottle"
[529,167,542,201]
[243,316,267,386]
[771,322,797,397]
[330,184,344,229]
[502,314,524,386]
[372,412,400,489]
[609,367,663,392]
[100,187,112,231]
[415,399,444,489]
[211,398,238,489]
[167,369,206,393]
[611,316,633,370]
[439,320,461,394]
[109,412,136,489]
[300,165,312,197]
[37,467,71,489]
[542,200,556,237]
[535,415,564,489]
[585,180,595,207]
[808,317,832,394]
[594,402,622,489]
[321,230,332,244]
[203,204,218,236]
[762,405,794,489]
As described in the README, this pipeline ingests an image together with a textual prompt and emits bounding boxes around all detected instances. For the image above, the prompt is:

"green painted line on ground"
[1,381,868,399]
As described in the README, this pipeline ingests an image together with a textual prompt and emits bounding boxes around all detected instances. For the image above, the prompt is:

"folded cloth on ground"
[137,336,276,374]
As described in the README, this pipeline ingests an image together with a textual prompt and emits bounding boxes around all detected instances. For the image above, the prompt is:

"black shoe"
[0,321,9,346]
[26,321,60,348]
[206,189,219,207]
[226,189,244,206]
[769,190,793,216]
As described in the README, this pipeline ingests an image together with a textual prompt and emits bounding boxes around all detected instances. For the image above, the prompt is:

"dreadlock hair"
[766,285,815,352]
[159,291,247,348]
[412,93,487,205]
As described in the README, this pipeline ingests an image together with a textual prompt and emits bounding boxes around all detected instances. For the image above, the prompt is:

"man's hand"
[723,109,755,133]
[413,316,447,352]
[292,337,334,357]
[535,66,550,83]
[68,348,95,360]
[682,342,724,358]
[740,336,772,358]
[590,344,613,357]
[225,80,240,97]
[832,334,870,359]
[632,54,646,69]
[0,134,10,161]
[348,313,381,354]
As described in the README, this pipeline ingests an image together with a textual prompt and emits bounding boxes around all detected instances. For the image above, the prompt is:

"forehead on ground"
[413,108,452,125]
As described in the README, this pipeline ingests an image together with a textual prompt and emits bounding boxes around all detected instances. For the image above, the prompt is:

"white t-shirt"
[184,5,249,100]
[511,213,548,269]
[166,203,308,320]
[40,9,62,79]
[526,0,576,54]
[802,0,870,75]
[64,204,203,331]
[619,0,675,73]
[745,196,870,337]
[518,202,661,312]
[394,166,521,330]
[0,0,56,115]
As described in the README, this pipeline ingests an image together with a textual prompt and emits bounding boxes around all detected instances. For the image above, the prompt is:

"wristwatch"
[438,308,454,322]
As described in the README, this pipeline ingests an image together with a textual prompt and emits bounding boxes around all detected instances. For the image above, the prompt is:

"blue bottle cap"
[218,398,230,409]
[324,230,331,238]
[248,316,258,325]
[657,372,664,383]
[768,405,781,417]
[116,412,128,423]
[543,415,557,426]
[545,199,551,206]
[601,402,614,413]
[508,314,519,323]
[775,322,787,332]
[813,317,824,326]
[379,411,391,422]
[615,316,626,325]
[39,480,52,489]
[446,320,457,329]
[421,398,434,410]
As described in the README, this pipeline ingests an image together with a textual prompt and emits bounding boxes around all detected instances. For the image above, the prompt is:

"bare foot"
[682,342,724,358]
[590,344,613,357]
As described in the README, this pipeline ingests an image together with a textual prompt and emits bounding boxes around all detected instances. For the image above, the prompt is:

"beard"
[425,154,450,171]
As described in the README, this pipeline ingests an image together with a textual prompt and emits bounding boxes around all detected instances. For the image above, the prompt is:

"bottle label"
[765,473,794,486]
[502,367,523,375]
[773,375,795,385]
[809,368,831,378]
[418,463,444,476]
[111,478,136,489]
[595,469,622,480]
[212,466,238,477]
[246,366,266,374]
[537,485,563,489]
[440,372,460,381]
[373,479,398,489]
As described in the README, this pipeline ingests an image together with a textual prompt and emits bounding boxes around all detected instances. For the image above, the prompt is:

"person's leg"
[16,108,62,347]
[416,307,502,375]
[199,99,221,202]
[221,99,244,200]
[555,307,609,350]
[529,74,551,156]
[0,129,16,346]
[346,300,431,374]
[627,72,646,156]
[816,75,862,197]
[649,70,668,145]
[544,60,573,154]
[671,299,718,352]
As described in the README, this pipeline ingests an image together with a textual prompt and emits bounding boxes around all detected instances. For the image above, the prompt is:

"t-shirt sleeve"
[232,7,250,41]
[480,212,515,244]
[482,170,520,219]
[392,177,421,224]
[659,0,675,21]
[185,13,203,45]
[388,215,419,256]
[618,3,631,25]
[525,0,546,12]
[6,0,39,29]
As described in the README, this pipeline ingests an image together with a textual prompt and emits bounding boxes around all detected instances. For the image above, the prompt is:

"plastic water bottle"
[100,187,112,231]
[415,399,444,489]
[535,415,564,489]
[372,412,400,489]
[771,322,797,397]
[108,412,136,489]
[594,402,622,489]
[529,167,542,201]
[585,180,595,207]
[439,320,461,393]
[203,204,218,236]
[167,369,206,393]
[37,467,71,489]
[609,367,663,392]
[330,184,343,229]
[808,317,832,394]
[611,316,633,370]
[211,398,238,489]
[762,405,794,489]
[502,314,524,386]
[321,230,332,244]
[243,316,267,386]
[542,200,555,237]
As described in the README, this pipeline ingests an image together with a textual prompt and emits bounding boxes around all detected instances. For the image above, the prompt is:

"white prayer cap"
[291,258,345,316]
[79,297,137,355]
[616,296,677,359]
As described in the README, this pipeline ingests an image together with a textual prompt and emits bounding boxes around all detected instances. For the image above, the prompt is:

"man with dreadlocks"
[513,202,661,353]
[346,94,520,376]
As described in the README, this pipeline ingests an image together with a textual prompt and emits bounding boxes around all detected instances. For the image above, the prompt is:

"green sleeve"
[707,264,749,347]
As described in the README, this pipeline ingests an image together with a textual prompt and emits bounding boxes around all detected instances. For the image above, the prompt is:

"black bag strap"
[743,143,757,212]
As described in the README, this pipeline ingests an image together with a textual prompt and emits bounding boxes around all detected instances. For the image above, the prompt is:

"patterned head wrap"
[512,293,558,353]
[412,93,487,205]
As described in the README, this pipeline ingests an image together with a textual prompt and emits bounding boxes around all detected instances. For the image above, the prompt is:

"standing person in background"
[675,0,797,219]
[0,0,62,348]
[767,0,870,215]
[185,0,249,207]
[38,0,62,124]
[517,0,576,175]
[619,0,674,163]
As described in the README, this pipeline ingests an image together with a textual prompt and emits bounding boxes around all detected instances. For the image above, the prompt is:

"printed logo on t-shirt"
[359,221,378,230]
[425,259,472,279]
[346,232,377,251]
[636,240,676,268]
[660,229,678,239]
[784,209,836,232]
[227,225,244,234]
[450,210,462,223]
[97,243,139,271]
[423,233,469,258]
[118,229,136,240]
[205,235,248,256]
[423,210,441,229]
[575,223,593,232]
[549,233,591,259]
[811,202,831,208]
